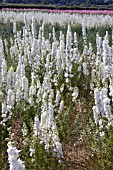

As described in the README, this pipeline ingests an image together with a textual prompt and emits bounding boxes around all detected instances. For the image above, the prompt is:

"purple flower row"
[1,8,113,15]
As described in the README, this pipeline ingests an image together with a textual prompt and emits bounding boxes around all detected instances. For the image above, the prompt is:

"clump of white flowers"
[93,88,112,129]
[7,141,25,170]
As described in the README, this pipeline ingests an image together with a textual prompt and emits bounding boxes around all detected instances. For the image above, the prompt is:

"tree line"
[2,0,113,6]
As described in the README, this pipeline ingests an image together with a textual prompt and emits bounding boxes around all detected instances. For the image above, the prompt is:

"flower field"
[0,10,113,170]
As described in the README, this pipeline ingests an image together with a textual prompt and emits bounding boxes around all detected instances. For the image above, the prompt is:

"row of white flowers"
[0,10,113,27]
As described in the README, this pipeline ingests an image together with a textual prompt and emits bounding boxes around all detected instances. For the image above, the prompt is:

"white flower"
[1,58,7,83]
[16,89,22,102]
[59,100,64,112]
[55,90,60,105]
[33,116,40,136]
[7,89,15,106]
[100,131,105,137]
[72,87,78,101]
[55,142,63,158]
[29,85,36,96]
[64,72,68,78]
[2,103,7,114]
[66,78,69,83]
[92,106,99,125]
[29,147,35,157]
